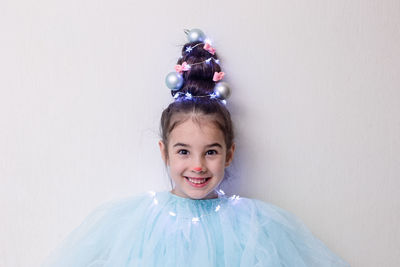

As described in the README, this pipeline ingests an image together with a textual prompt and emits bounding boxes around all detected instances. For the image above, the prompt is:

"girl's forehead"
[168,115,225,145]
[170,113,221,132]
[171,112,215,124]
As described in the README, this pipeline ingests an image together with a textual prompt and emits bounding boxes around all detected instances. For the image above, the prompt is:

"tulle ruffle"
[43,191,349,267]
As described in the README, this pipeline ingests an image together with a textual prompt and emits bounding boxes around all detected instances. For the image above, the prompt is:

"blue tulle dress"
[42,191,349,267]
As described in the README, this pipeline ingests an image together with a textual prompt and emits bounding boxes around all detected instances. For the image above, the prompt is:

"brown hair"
[160,41,234,156]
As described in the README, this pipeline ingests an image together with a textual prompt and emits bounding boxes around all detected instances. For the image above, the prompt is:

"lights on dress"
[148,191,241,223]
[169,211,176,217]
[149,191,159,205]
[217,189,225,196]
[230,195,240,201]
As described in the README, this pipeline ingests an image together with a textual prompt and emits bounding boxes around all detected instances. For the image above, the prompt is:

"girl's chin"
[171,177,222,199]
[184,188,219,200]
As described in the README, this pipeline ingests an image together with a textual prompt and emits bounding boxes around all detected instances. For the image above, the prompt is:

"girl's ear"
[225,143,236,167]
[158,140,168,165]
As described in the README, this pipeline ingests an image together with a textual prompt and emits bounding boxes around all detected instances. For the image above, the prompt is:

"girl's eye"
[178,149,189,155]
[206,150,218,155]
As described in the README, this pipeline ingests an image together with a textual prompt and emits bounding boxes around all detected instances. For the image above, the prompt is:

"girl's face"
[159,115,235,200]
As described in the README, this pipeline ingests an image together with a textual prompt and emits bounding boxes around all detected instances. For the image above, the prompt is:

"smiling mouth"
[185,177,211,186]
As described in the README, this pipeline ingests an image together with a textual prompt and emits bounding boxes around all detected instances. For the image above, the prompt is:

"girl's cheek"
[170,158,186,168]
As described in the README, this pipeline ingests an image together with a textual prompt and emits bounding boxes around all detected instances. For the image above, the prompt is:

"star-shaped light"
[185,46,193,53]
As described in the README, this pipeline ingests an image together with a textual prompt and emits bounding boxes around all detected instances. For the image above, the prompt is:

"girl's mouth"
[185,177,211,188]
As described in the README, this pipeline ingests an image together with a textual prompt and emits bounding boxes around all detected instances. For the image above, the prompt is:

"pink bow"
[213,72,225,82]
[203,43,216,55]
[175,62,190,74]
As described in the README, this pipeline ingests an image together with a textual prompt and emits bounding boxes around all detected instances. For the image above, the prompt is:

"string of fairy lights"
[148,190,241,224]
[160,30,238,223]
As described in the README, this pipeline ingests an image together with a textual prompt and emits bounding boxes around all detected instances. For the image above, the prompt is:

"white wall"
[1,0,399,266]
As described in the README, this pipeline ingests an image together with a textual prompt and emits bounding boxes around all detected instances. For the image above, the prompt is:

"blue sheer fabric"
[43,191,349,267]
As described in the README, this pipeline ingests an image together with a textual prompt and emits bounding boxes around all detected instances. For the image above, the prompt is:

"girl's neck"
[170,189,219,200]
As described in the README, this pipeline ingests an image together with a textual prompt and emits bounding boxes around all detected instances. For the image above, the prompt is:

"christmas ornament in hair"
[184,28,206,42]
[214,82,231,100]
[165,72,184,90]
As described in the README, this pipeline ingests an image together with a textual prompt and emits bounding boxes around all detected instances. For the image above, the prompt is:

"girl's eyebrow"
[173,143,189,147]
[172,143,223,148]
[206,143,223,148]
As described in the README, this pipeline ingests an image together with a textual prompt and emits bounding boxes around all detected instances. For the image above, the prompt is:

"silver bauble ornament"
[214,82,231,100]
[186,29,206,43]
[165,72,184,91]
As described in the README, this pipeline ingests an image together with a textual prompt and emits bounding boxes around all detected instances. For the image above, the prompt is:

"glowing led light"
[185,42,203,52]
[218,189,225,195]
[215,205,221,212]
[221,100,227,105]
[185,92,193,99]
[153,198,159,205]
[205,58,212,64]
[209,93,217,99]
[192,217,200,223]
[169,211,176,216]
[215,59,220,64]
[230,195,241,201]
[173,92,180,99]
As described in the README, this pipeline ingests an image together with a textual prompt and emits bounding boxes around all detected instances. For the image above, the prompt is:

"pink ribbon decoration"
[203,43,216,55]
[213,72,225,82]
[174,62,191,74]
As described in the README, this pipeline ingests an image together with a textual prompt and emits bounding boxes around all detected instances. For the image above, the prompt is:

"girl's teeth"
[188,178,207,184]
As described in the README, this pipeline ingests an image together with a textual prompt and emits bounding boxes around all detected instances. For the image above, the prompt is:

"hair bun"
[176,41,221,96]
[164,29,231,101]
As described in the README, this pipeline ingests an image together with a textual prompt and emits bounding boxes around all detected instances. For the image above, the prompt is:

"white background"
[1,0,399,266]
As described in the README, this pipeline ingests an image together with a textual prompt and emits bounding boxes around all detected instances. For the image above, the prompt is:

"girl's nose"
[192,166,205,173]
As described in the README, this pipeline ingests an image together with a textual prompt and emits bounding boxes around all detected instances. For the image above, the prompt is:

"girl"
[43,29,349,267]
